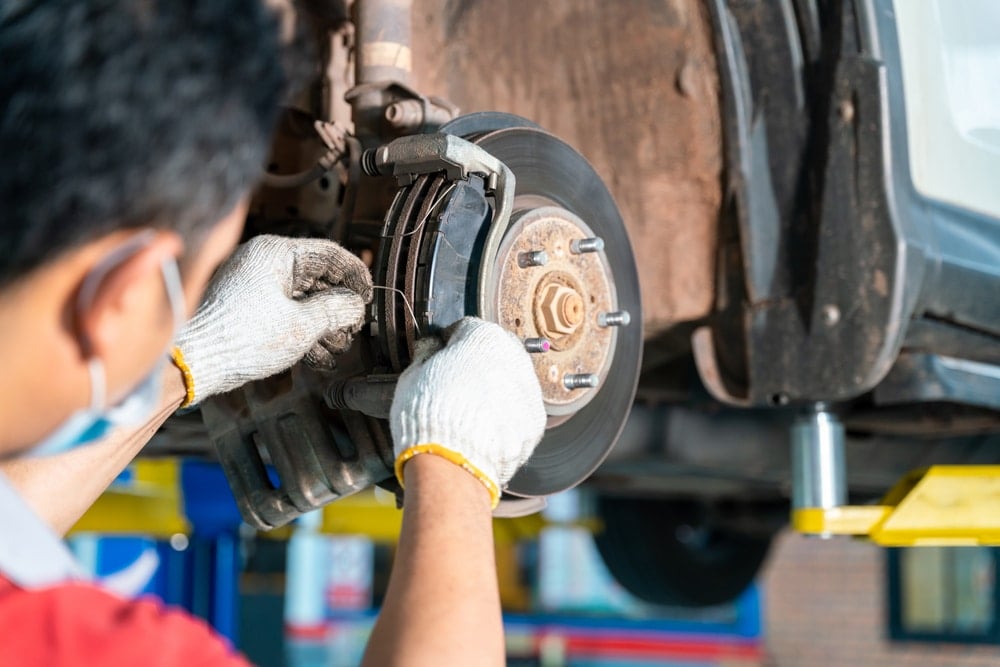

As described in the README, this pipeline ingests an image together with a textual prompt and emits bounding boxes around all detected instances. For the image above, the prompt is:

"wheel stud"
[563,373,599,390]
[524,338,551,353]
[518,250,549,268]
[598,310,631,327]
[571,237,605,254]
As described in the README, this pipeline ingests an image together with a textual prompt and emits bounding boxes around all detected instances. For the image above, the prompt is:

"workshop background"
[762,534,1000,667]
[70,463,1000,667]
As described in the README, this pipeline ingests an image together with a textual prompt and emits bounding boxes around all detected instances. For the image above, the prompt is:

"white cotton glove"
[390,317,547,508]
[173,234,373,406]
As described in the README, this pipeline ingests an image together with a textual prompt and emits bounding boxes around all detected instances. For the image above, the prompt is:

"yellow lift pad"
[793,465,1000,546]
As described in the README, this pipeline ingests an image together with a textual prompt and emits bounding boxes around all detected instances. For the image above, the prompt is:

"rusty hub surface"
[492,206,617,416]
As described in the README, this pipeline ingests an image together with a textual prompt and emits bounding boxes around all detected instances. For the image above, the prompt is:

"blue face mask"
[32,236,186,457]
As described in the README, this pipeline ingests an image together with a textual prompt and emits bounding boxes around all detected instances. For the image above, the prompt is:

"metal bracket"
[345,81,459,137]
[362,132,512,193]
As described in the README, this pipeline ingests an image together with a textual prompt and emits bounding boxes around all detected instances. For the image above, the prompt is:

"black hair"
[0,0,294,284]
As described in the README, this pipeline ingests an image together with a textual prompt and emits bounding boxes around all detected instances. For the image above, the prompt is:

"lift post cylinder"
[791,405,847,511]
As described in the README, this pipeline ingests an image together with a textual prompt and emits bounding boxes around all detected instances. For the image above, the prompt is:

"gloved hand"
[173,234,373,406]
[390,317,547,508]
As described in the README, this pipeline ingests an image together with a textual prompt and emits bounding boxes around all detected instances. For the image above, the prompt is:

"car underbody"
[151,0,1000,607]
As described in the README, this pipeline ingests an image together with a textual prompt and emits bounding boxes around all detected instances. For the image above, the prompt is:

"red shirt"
[0,577,251,666]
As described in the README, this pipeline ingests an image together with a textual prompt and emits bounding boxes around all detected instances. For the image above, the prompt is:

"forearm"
[0,367,186,535]
[362,455,504,667]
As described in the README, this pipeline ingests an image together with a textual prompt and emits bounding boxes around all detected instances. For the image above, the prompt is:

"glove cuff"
[170,346,196,408]
[173,306,243,405]
[394,443,501,509]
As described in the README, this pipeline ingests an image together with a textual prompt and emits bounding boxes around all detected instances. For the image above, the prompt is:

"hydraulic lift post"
[791,409,1000,546]
[791,404,847,537]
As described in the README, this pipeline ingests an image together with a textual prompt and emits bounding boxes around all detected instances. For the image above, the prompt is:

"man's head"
[0,0,293,452]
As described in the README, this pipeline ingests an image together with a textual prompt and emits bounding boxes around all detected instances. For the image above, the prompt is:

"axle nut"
[537,283,585,338]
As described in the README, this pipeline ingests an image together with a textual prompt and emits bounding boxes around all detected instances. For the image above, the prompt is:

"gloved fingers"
[303,339,337,369]
[296,261,373,304]
[320,329,356,354]
[292,275,333,300]
[409,335,444,366]
[290,238,374,303]
[303,329,356,369]
[496,422,547,481]
[388,314,550,493]
[496,458,527,488]
[450,317,515,347]
[442,317,528,361]
[297,287,366,337]
[340,261,374,304]
[440,316,477,345]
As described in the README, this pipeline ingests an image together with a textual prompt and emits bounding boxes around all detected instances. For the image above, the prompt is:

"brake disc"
[477,123,641,495]
[376,113,642,496]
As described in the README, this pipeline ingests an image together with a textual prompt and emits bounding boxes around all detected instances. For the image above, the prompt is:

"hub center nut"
[537,282,585,340]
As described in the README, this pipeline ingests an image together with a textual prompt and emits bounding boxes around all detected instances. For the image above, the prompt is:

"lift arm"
[794,465,1000,547]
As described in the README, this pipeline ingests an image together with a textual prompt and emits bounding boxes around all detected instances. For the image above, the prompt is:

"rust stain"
[412,0,723,339]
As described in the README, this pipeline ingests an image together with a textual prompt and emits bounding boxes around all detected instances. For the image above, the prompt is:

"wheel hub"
[491,206,618,415]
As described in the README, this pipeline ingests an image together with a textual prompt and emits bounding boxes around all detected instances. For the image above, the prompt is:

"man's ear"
[74,231,183,360]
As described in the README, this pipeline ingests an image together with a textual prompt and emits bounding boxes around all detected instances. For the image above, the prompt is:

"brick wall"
[760,531,1000,666]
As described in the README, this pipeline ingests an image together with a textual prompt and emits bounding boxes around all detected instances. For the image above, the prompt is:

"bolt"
[571,237,605,254]
[563,373,599,390]
[838,100,855,124]
[524,338,551,353]
[384,100,425,131]
[518,250,548,268]
[821,304,841,327]
[676,60,699,98]
[598,310,631,327]
[537,283,585,337]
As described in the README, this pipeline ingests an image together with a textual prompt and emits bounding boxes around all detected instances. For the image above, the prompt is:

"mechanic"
[0,2,544,666]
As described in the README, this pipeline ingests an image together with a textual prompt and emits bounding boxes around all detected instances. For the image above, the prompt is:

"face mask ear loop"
[75,229,161,357]
[76,230,158,317]
[87,357,107,412]
[160,257,186,332]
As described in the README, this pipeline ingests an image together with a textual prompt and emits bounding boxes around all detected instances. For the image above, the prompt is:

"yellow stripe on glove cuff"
[170,346,196,408]
[394,444,501,509]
